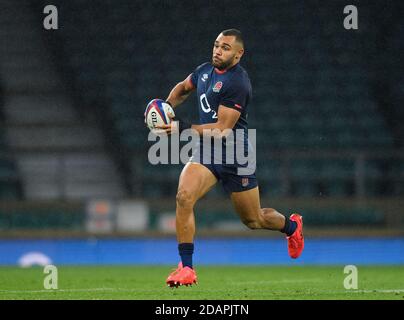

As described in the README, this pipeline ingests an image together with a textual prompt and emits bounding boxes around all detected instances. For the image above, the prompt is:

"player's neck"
[214,62,239,74]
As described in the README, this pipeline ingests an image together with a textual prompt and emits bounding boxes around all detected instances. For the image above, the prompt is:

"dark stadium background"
[0,0,403,267]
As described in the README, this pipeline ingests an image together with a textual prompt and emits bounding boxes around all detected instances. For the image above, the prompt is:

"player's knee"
[176,189,196,209]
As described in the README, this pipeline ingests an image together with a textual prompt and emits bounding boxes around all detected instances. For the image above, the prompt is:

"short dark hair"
[220,29,244,48]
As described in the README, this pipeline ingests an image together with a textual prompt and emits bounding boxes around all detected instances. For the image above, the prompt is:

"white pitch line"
[350,289,404,294]
[233,279,324,285]
[0,288,133,294]
[0,288,403,295]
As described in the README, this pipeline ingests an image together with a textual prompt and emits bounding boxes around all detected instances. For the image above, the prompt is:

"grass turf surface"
[0,265,403,300]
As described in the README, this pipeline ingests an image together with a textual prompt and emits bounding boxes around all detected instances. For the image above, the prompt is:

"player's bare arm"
[157,105,240,137]
[166,75,195,108]
[190,105,240,137]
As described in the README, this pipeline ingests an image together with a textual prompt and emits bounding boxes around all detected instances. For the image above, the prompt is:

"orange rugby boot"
[287,213,304,259]
[166,262,183,286]
[166,262,197,288]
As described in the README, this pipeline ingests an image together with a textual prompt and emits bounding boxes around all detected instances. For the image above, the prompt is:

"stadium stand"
[36,0,402,199]
[0,0,125,200]
[0,0,401,234]
[0,81,21,200]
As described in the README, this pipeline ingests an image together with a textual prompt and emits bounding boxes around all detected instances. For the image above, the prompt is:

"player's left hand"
[155,112,178,135]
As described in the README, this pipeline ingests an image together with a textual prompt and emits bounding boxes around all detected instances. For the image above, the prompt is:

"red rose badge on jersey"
[213,81,223,93]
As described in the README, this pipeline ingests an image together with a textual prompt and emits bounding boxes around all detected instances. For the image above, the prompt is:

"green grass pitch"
[0,265,403,300]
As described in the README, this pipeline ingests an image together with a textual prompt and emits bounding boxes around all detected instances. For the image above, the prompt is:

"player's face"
[212,34,244,70]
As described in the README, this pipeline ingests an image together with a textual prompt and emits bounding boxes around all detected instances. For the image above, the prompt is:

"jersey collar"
[214,63,239,75]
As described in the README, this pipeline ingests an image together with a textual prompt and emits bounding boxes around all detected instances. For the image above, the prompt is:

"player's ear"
[236,48,244,60]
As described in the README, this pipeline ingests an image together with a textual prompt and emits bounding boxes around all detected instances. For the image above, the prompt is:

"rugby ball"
[144,99,175,134]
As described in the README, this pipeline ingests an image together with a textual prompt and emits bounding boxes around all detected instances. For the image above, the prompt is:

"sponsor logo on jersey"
[213,81,223,93]
[201,73,208,82]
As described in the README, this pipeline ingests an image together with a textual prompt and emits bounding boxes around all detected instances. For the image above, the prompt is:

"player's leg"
[231,186,304,258]
[230,186,286,230]
[166,162,217,287]
[176,162,217,243]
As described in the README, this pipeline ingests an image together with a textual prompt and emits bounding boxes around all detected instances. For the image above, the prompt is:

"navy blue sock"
[178,243,194,269]
[281,217,297,236]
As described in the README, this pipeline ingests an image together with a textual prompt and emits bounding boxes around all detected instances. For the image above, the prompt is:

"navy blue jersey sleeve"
[190,62,209,88]
[219,76,250,112]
